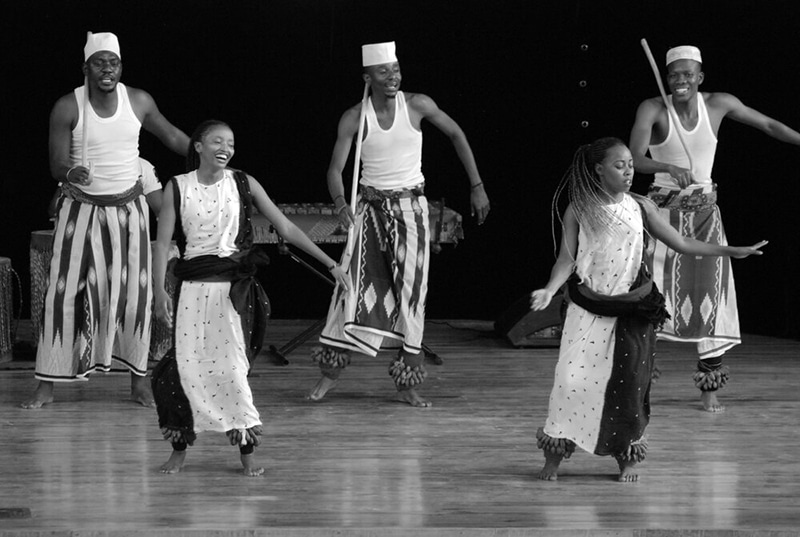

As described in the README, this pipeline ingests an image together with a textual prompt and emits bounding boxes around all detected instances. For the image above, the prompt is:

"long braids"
[550,137,627,256]
[185,119,231,172]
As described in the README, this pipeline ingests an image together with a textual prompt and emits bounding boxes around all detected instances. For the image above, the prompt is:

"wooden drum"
[29,230,54,342]
[0,257,13,362]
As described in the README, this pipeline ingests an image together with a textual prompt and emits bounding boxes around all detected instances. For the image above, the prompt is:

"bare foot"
[20,381,55,409]
[701,391,726,413]
[537,450,563,481]
[131,374,156,408]
[306,376,337,402]
[396,388,432,407]
[617,459,639,482]
[241,453,265,477]
[160,450,186,474]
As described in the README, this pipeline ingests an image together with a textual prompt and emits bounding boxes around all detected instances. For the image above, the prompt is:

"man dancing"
[629,45,800,411]
[22,32,189,408]
[308,41,490,407]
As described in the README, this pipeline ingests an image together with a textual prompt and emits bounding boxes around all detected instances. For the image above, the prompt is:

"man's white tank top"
[71,82,142,195]
[360,91,424,190]
[649,93,717,187]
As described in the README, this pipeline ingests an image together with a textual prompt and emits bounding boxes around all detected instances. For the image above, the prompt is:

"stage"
[1,320,798,536]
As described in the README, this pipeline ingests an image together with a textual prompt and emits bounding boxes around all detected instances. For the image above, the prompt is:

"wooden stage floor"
[1,320,799,537]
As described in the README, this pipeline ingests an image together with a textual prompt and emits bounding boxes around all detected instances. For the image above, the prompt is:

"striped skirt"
[35,196,152,381]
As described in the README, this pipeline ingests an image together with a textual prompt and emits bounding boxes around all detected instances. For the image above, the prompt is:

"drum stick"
[339,81,370,271]
[82,32,91,168]
[640,38,694,172]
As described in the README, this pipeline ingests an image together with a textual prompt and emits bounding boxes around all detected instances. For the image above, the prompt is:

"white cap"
[362,41,397,67]
[666,45,701,66]
[84,32,121,61]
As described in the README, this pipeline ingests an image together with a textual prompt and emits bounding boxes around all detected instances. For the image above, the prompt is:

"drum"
[29,230,55,341]
[427,200,464,249]
[0,257,14,362]
[252,201,463,247]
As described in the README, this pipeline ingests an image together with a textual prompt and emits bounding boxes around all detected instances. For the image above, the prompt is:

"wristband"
[471,182,483,190]
[66,166,78,183]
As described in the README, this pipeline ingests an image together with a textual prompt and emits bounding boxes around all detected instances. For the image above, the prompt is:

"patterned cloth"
[174,280,261,434]
[320,185,429,356]
[152,170,265,437]
[543,195,657,456]
[35,191,151,381]
[647,184,740,358]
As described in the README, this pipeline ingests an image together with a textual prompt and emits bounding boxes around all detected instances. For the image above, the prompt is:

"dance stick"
[338,81,370,271]
[640,38,694,173]
[81,32,91,168]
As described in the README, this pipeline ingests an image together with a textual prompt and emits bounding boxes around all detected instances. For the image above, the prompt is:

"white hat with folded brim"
[362,41,397,67]
[666,45,701,66]
[84,32,121,61]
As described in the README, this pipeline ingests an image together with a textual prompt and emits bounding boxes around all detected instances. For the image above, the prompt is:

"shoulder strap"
[231,169,255,251]
[170,178,187,257]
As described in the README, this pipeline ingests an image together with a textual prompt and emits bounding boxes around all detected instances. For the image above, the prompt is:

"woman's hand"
[530,289,553,311]
[153,288,173,327]
[730,240,768,259]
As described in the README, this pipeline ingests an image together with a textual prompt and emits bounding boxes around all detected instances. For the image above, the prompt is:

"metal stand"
[266,239,442,365]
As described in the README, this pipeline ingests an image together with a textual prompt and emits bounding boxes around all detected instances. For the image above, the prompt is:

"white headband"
[84,32,121,61]
[362,41,397,67]
[666,45,701,66]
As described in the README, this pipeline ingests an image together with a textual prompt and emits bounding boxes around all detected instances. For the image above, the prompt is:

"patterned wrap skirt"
[320,185,429,356]
[648,184,740,358]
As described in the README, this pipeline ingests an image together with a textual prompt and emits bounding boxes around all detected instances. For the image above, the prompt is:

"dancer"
[308,41,490,407]
[22,32,189,409]
[530,137,766,482]
[629,45,800,411]
[152,120,348,476]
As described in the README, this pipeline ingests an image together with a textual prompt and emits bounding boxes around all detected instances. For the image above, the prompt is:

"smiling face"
[666,59,703,103]
[364,61,402,98]
[83,51,122,94]
[194,125,235,170]
[594,144,634,199]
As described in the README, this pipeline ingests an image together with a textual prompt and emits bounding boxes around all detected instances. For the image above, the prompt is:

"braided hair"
[550,137,628,255]
[185,119,231,172]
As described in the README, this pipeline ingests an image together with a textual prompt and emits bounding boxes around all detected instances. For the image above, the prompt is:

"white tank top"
[649,93,717,187]
[360,91,424,190]
[71,83,142,195]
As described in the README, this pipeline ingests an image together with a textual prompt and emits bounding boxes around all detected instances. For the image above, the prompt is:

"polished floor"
[1,320,799,537]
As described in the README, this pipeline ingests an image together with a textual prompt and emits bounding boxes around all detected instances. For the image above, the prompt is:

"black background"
[2,0,798,339]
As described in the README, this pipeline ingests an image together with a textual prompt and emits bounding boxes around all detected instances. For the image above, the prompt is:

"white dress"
[174,170,262,434]
[542,195,644,454]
